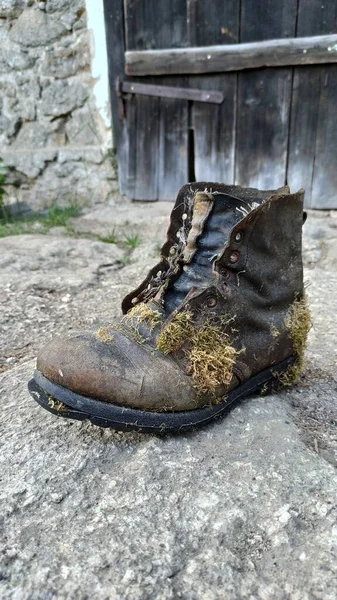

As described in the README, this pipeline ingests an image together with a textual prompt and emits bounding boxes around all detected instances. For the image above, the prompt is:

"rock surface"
[9,8,67,46]
[0,0,25,19]
[0,206,337,599]
[0,2,114,209]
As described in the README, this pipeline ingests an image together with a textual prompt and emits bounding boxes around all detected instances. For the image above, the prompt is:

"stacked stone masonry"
[0,0,116,210]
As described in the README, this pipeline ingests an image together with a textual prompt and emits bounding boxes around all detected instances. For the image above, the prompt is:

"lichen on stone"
[283,294,311,384]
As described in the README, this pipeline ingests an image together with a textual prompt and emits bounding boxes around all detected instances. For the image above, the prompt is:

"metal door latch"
[116,78,224,119]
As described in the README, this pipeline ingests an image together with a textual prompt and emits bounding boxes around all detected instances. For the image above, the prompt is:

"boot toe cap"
[36,330,198,412]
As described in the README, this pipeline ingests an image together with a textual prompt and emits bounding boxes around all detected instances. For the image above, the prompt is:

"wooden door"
[103,0,337,208]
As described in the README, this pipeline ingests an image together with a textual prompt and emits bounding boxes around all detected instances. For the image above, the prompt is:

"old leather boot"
[28,182,310,433]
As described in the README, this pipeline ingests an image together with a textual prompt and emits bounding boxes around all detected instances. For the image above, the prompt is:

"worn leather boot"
[28,182,310,433]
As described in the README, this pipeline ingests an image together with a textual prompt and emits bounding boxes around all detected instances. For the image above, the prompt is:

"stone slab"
[0,208,336,599]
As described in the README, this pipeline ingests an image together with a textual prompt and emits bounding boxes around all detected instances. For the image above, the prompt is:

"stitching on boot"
[112,320,148,346]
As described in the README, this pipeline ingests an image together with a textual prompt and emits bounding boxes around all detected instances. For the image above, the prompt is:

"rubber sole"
[27,356,295,434]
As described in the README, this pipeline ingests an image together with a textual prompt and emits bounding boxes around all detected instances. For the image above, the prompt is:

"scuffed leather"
[122,182,290,313]
[37,330,201,411]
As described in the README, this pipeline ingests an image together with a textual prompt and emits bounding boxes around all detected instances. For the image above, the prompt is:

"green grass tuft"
[42,205,81,228]
[98,228,118,244]
[0,203,81,238]
[123,233,141,249]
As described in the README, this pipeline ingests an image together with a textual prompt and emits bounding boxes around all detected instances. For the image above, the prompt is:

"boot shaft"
[122,182,301,315]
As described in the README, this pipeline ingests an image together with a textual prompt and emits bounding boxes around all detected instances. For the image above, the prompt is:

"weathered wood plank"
[287,67,321,204]
[123,0,189,201]
[132,94,160,200]
[154,72,189,200]
[311,66,337,208]
[103,0,161,200]
[235,69,293,189]
[189,0,239,184]
[103,0,129,194]
[153,0,190,199]
[297,1,337,38]
[234,0,297,190]
[157,92,189,200]
[125,34,337,76]
[191,74,238,183]
[120,93,137,198]
[122,0,184,200]
[287,0,337,208]
[124,0,186,50]
[187,0,239,46]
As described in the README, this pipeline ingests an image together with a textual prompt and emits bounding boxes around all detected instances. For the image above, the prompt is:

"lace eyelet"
[219,267,230,279]
[229,251,240,264]
[206,296,217,308]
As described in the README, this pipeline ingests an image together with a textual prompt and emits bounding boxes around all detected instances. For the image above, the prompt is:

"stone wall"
[0,0,116,210]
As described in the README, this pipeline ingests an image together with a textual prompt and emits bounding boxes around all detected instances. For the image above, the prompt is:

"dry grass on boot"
[127,303,162,331]
[156,311,194,354]
[96,326,114,343]
[47,395,67,411]
[282,294,311,384]
[156,312,238,393]
[187,323,238,393]
[96,304,162,347]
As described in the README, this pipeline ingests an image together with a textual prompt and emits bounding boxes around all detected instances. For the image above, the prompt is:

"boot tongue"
[164,192,254,313]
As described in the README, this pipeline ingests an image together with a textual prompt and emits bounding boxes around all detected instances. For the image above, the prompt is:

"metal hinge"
[116,78,224,119]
